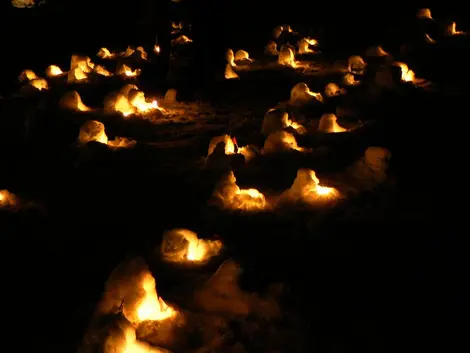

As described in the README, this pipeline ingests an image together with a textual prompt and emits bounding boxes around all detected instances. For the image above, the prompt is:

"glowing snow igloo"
[78,120,108,145]
[28,78,48,91]
[317,113,347,133]
[97,47,115,59]
[104,84,160,117]
[348,55,367,74]
[78,120,136,148]
[164,88,178,103]
[172,35,193,45]
[11,0,35,8]
[59,91,92,112]
[281,169,340,203]
[68,55,95,83]
[263,131,305,154]
[343,73,360,86]
[18,70,48,91]
[289,82,323,105]
[161,229,222,264]
[364,147,392,172]
[98,258,176,326]
[278,45,297,67]
[0,190,19,209]
[45,65,64,78]
[347,147,392,187]
[417,8,433,20]
[212,171,268,212]
[261,108,306,136]
[324,83,346,97]
[116,63,141,78]
[297,37,318,54]
[234,50,252,63]
[18,69,37,82]
[265,40,279,55]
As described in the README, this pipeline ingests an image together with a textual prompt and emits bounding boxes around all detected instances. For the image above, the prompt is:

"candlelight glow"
[394,62,416,82]
[161,229,223,264]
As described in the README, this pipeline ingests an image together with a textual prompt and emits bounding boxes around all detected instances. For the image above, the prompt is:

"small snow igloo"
[281,168,340,203]
[60,91,92,112]
[263,131,304,154]
[348,55,367,74]
[234,50,252,64]
[265,40,279,55]
[289,83,323,105]
[212,171,268,212]
[324,83,346,98]
[347,146,392,188]
[317,113,347,133]
[161,229,222,263]
[278,45,297,67]
[364,146,392,172]
[78,120,108,145]
[261,108,306,136]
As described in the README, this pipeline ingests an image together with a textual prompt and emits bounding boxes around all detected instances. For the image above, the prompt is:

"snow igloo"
[348,55,367,74]
[324,83,346,98]
[265,40,279,55]
[261,108,306,136]
[281,168,340,203]
[212,171,268,212]
[60,91,92,112]
[289,83,323,105]
[161,229,222,263]
[278,45,297,67]
[78,120,108,145]
[263,131,304,154]
[347,146,392,188]
[317,113,347,133]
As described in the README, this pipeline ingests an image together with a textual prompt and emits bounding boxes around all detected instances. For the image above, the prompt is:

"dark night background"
[0,1,467,353]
